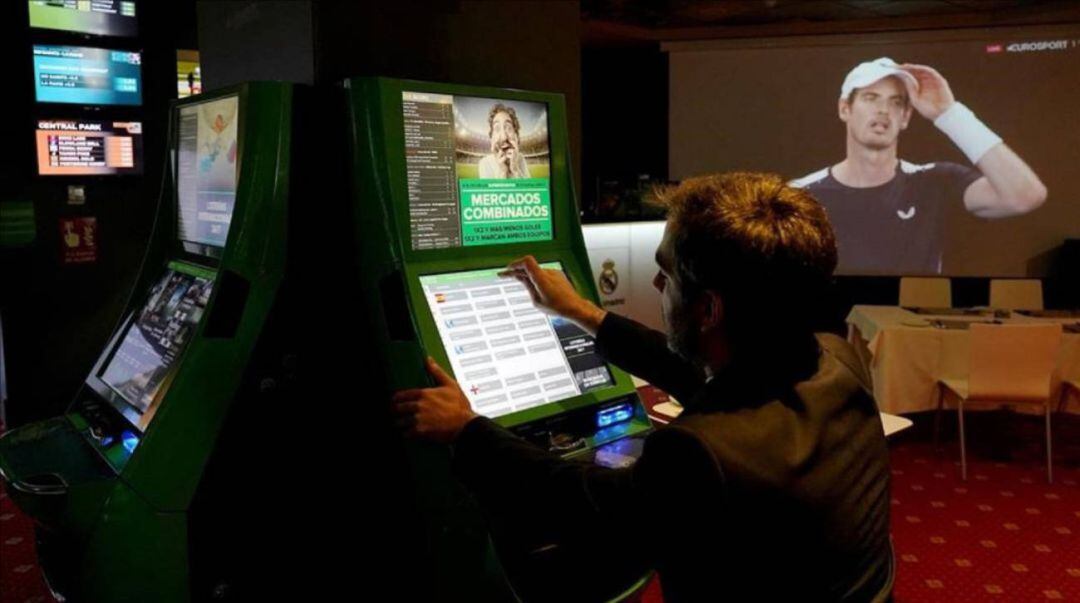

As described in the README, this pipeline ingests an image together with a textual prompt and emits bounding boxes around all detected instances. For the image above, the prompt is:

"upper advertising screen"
[28,1,138,37]
[176,96,240,252]
[402,91,553,250]
[33,45,142,106]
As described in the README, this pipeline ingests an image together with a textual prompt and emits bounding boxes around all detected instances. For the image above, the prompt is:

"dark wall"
[581,45,668,217]
[196,0,315,89]
[194,0,583,202]
[312,0,583,196]
[1,3,198,426]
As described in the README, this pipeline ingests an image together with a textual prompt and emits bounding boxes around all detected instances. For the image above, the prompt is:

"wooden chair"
[989,279,1043,311]
[934,323,1062,482]
[899,277,952,308]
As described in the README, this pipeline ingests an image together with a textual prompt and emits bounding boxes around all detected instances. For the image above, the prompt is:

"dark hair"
[488,103,521,137]
[656,172,837,343]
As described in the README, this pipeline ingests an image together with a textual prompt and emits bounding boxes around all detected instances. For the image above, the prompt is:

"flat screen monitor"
[33,45,142,106]
[176,95,240,254]
[35,118,142,175]
[419,263,615,418]
[99,267,214,427]
[28,1,137,37]
[402,91,553,250]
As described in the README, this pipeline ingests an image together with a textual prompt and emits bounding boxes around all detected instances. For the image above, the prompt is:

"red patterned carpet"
[2,415,1078,603]
[887,420,1080,602]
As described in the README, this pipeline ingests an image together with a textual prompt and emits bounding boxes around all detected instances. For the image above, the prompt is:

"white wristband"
[933,102,1003,164]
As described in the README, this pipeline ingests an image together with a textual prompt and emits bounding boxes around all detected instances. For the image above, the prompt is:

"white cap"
[840,57,918,100]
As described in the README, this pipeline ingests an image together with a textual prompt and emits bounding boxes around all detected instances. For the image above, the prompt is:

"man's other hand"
[392,357,478,444]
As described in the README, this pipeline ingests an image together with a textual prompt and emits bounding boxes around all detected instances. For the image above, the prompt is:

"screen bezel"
[376,79,578,262]
[407,255,636,428]
[31,43,144,107]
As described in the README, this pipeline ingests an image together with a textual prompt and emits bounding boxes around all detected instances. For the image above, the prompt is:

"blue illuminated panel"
[596,402,633,429]
[33,45,142,106]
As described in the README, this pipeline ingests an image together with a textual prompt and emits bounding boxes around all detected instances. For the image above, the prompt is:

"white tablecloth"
[846,305,1080,415]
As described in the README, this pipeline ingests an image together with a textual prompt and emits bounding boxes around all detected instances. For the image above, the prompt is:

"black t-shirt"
[791,160,981,274]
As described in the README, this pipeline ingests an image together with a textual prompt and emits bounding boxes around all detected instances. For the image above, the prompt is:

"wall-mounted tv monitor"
[28,1,138,37]
[176,96,240,253]
[33,45,142,106]
[36,118,142,176]
[401,91,553,250]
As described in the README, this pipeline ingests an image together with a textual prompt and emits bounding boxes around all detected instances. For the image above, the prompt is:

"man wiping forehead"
[792,57,1047,274]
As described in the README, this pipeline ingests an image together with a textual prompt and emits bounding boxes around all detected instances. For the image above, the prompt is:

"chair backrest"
[899,277,952,308]
[989,279,1043,310]
[968,323,1061,401]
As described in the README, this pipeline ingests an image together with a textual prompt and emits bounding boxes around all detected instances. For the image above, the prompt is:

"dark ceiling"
[581,0,1079,29]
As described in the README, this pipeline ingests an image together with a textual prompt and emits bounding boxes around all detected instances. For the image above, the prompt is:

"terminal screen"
[29,1,138,37]
[100,268,214,416]
[32,45,141,106]
[36,119,142,176]
[176,95,239,252]
[419,263,615,418]
[402,91,553,250]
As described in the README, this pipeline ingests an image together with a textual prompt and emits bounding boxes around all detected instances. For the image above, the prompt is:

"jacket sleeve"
[594,312,706,402]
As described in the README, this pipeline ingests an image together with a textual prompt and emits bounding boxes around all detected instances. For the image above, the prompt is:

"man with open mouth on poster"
[478,102,532,179]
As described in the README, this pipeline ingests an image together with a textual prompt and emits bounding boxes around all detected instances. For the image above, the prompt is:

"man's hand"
[499,255,607,335]
[899,64,955,121]
[391,357,478,443]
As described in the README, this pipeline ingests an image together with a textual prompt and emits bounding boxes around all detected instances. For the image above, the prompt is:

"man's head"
[838,58,916,151]
[488,103,521,157]
[652,173,837,367]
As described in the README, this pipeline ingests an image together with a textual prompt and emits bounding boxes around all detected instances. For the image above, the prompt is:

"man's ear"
[838,97,851,123]
[900,104,913,130]
[699,290,724,332]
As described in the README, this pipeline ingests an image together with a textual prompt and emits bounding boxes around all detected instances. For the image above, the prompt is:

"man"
[791,57,1047,274]
[478,103,531,179]
[393,173,892,601]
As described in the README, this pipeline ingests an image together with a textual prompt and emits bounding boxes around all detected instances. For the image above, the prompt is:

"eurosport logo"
[987,39,1070,54]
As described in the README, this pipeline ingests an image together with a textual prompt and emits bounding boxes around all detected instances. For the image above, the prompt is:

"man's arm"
[500,255,704,400]
[900,64,1047,218]
[962,145,1047,218]
[594,313,705,403]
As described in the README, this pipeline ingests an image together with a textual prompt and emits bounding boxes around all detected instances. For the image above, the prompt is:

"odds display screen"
[33,45,142,106]
[28,1,137,37]
[176,96,239,251]
[402,91,553,250]
[100,268,213,418]
[35,119,142,176]
[420,263,615,418]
